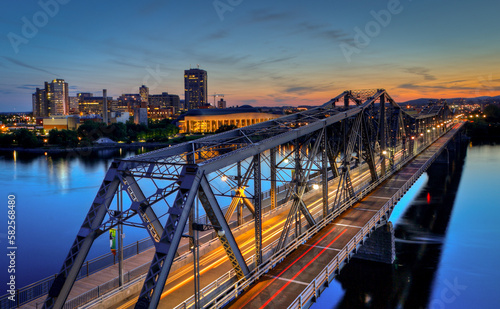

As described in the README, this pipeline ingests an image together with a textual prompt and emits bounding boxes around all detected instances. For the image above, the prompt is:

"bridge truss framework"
[43,89,453,309]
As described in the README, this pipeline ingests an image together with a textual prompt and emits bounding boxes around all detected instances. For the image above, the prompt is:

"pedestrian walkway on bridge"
[225,122,465,309]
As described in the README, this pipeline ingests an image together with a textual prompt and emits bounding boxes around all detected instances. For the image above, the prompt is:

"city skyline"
[1,0,500,112]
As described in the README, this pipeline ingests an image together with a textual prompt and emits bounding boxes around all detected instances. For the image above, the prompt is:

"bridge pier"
[355,222,395,264]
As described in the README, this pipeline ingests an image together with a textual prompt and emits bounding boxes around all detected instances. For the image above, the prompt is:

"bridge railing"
[170,122,458,309]
[18,123,458,309]
[0,180,290,308]
[287,123,460,309]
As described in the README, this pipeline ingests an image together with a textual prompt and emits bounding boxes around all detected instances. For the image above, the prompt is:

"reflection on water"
[0,147,163,287]
[313,142,500,308]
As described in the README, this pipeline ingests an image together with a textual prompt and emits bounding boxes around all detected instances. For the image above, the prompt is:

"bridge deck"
[226,123,463,309]
[22,178,292,308]
[25,123,463,309]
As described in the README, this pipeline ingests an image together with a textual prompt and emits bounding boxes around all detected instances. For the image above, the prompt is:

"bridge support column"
[355,222,395,264]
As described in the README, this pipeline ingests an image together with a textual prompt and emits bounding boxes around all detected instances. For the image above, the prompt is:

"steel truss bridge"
[43,89,453,309]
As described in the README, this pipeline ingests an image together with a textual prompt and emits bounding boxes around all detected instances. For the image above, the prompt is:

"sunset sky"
[1,0,500,112]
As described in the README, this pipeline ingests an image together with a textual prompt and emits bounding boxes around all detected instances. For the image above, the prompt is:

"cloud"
[294,22,353,45]
[242,99,257,104]
[182,49,249,66]
[249,9,293,23]
[244,56,296,69]
[207,29,229,40]
[2,56,58,76]
[398,83,483,91]
[404,67,436,81]
[138,0,170,16]
[283,83,334,95]
[111,59,146,69]
[17,84,40,90]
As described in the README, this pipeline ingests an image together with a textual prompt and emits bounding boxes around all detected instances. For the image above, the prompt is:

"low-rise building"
[43,116,80,131]
[177,105,280,134]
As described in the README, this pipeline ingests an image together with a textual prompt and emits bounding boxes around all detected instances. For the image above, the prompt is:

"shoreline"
[0,142,168,154]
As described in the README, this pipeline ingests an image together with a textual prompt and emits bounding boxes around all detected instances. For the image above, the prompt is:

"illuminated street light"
[312,183,320,190]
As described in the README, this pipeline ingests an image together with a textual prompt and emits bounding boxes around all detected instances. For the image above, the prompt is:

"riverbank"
[0,134,208,154]
[0,141,168,154]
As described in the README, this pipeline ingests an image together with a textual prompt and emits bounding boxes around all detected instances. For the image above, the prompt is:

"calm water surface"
[1,144,500,309]
[312,144,500,308]
[0,147,156,287]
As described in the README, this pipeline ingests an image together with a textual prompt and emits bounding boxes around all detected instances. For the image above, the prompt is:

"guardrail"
[7,123,460,309]
[287,124,458,309]
[171,123,460,309]
[0,179,290,308]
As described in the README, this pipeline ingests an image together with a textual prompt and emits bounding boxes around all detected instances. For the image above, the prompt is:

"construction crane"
[212,93,225,107]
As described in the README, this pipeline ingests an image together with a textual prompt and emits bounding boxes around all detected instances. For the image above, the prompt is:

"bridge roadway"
[111,126,461,308]
[226,122,464,309]
[27,123,461,309]
[112,153,375,308]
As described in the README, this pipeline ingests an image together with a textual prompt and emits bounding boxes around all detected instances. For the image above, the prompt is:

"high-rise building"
[32,88,47,117]
[69,96,79,114]
[149,92,181,111]
[79,95,112,117]
[139,85,149,104]
[217,98,227,109]
[184,68,207,110]
[116,94,142,113]
[45,79,69,115]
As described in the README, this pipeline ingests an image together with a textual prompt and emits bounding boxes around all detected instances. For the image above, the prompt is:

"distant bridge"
[41,89,459,309]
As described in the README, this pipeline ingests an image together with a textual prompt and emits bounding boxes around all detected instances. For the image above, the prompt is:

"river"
[312,143,500,309]
[1,144,500,308]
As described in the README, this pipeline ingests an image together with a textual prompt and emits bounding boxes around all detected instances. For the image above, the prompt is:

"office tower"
[32,87,47,117]
[217,98,227,109]
[148,92,181,110]
[184,68,207,110]
[140,85,149,104]
[45,79,69,115]
[103,89,108,124]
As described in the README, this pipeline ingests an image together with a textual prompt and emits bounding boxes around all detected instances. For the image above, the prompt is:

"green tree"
[0,134,14,147]
[484,105,500,122]
[13,129,40,148]
[215,124,237,134]
[49,129,79,147]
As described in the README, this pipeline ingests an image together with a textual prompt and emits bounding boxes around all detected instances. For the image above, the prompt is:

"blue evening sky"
[1,0,499,112]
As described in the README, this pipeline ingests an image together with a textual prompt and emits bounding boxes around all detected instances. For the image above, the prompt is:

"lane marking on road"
[259,229,348,309]
[238,225,340,308]
[333,223,363,229]
[368,196,391,199]
[303,244,341,251]
[353,207,378,212]
[263,275,309,286]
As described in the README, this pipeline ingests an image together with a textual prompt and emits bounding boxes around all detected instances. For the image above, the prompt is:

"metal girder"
[198,176,250,278]
[44,89,455,309]
[135,165,202,309]
[321,126,329,218]
[43,162,121,309]
[224,160,255,222]
[361,112,378,182]
[254,153,262,266]
[275,129,325,251]
[379,94,387,176]
[270,147,277,210]
[119,174,163,242]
